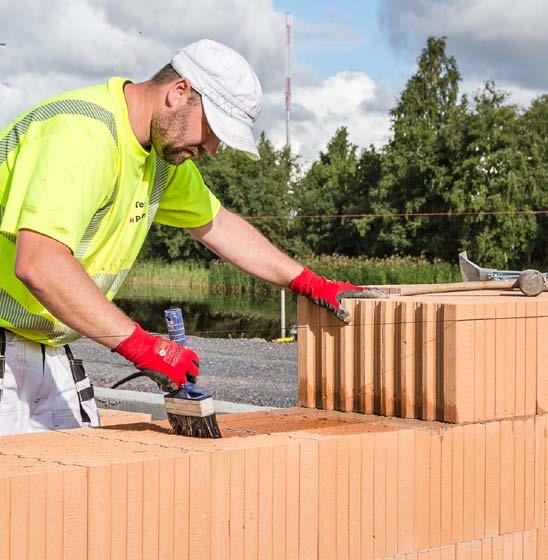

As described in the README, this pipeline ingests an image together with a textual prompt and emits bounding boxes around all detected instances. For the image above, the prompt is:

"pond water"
[115,291,297,340]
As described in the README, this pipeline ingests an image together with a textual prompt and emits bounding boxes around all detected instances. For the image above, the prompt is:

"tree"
[520,94,548,266]
[368,36,463,259]
[447,83,544,267]
[292,127,359,255]
[340,145,383,257]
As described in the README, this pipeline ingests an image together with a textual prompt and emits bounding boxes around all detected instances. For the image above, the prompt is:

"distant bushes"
[121,256,460,295]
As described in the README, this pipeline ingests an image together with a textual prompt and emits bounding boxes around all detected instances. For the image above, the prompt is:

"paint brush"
[163,308,222,438]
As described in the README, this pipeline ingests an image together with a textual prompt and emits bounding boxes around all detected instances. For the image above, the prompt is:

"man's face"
[151,94,220,165]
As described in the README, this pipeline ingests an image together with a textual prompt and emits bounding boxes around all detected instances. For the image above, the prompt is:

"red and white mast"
[285,11,292,150]
[280,12,292,339]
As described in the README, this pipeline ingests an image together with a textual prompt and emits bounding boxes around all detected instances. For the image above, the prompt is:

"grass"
[121,260,210,290]
[304,255,461,286]
[120,256,461,296]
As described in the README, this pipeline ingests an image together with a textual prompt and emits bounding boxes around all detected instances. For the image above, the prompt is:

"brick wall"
[1,287,548,558]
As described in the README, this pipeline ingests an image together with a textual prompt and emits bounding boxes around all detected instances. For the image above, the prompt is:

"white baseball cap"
[170,39,263,161]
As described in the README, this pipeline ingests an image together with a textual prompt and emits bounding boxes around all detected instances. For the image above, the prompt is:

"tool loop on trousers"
[64,344,94,423]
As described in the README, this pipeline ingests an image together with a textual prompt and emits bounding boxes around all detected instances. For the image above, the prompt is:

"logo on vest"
[129,201,147,223]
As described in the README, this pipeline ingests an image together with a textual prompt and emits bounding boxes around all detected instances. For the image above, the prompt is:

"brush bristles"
[167,412,222,439]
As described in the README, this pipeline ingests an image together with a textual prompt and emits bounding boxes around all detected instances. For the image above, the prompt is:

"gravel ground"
[71,335,298,408]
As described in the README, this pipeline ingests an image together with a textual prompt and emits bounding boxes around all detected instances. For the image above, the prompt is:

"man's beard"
[150,106,200,165]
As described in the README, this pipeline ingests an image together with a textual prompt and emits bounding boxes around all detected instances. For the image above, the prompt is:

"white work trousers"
[0,329,100,435]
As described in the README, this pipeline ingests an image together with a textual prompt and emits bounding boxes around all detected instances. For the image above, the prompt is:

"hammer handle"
[399,279,516,296]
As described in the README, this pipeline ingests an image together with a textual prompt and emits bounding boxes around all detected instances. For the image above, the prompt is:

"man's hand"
[114,324,200,386]
[289,267,387,322]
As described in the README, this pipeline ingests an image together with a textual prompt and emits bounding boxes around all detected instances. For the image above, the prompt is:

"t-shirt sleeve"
[154,160,221,228]
[0,122,117,252]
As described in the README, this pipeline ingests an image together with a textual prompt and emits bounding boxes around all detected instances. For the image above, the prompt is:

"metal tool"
[399,268,546,297]
[459,251,548,286]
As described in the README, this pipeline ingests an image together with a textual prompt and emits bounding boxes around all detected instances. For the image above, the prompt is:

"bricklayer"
[297,291,548,423]
[2,408,548,558]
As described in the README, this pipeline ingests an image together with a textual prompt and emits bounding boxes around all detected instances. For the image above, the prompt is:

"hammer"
[398,269,546,297]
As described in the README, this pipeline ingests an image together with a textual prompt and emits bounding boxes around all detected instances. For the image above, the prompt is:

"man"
[0,39,380,435]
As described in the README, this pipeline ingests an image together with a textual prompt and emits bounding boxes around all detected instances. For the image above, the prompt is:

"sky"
[0,0,546,163]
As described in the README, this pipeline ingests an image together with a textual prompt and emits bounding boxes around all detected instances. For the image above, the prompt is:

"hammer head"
[519,269,546,296]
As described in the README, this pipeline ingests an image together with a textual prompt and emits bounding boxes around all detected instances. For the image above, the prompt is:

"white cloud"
[0,0,389,164]
[379,0,548,91]
[259,71,392,163]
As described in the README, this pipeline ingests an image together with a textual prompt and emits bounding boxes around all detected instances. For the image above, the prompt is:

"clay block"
[361,435,375,560]
[462,424,475,542]
[499,421,515,534]
[297,297,319,409]
[258,446,273,560]
[2,408,548,559]
[229,449,245,560]
[142,459,160,560]
[211,451,230,560]
[398,429,415,554]
[272,444,288,560]
[335,437,350,558]
[538,527,548,558]
[88,465,110,560]
[415,428,430,551]
[98,408,152,425]
[109,462,128,560]
[126,461,144,560]
[538,301,548,415]
[298,439,319,560]
[297,292,548,423]
[318,439,336,559]
[348,434,363,559]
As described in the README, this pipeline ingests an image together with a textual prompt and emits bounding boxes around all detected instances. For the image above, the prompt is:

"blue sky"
[273,0,407,89]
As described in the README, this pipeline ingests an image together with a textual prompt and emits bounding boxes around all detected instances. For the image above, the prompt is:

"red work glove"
[114,324,199,387]
[289,267,386,322]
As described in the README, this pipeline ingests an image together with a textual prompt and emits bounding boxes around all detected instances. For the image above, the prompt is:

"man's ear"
[165,77,192,109]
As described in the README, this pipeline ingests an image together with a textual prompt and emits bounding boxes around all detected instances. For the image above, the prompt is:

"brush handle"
[164,308,197,384]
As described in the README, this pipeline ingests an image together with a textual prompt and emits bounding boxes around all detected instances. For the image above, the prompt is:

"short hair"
[150,64,202,106]
[151,63,181,84]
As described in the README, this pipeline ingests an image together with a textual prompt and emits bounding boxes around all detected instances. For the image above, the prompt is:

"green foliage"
[120,259,209,289]
[302,255,460,285]
[445,83,543,267]
[139,35,546,274]
[292,127,361,255]
[520,94,548,266]
[365,36,464,259]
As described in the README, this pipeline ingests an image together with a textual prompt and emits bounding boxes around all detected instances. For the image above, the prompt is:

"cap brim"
[202,96,260,161]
